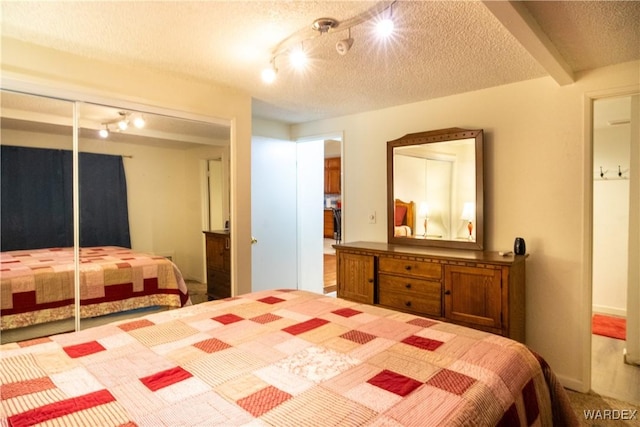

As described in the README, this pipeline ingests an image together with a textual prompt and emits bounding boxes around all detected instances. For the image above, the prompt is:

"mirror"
[387,128,484,250]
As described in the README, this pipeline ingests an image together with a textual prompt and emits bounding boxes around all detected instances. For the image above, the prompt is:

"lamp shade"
[418,202,429,217]
[461,202,475,221]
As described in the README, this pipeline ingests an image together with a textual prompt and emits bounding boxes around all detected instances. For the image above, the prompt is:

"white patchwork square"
[253,365,314,396]
[345,382,402,413]
[155,377,212,403]
[50,366,104,397]
[274,346,360,383]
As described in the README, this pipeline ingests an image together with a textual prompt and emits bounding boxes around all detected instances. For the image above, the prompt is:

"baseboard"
[557,374,589,393]
[592,305,627,317]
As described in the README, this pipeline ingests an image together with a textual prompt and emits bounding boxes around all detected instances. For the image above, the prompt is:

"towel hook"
[618,165,622,177]
[600,166,605,178]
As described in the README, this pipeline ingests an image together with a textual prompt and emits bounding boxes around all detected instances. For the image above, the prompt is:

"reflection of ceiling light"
[133,115,145,128]
[99,126,109,138]
[97,111,146,138]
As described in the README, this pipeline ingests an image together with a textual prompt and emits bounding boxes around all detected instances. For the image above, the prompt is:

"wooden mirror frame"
[387,128,484,250]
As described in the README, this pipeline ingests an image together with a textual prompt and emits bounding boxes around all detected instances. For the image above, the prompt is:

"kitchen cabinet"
[324,157,341,194]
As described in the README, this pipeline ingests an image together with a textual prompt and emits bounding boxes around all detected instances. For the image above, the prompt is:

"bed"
[394,199,415,237]
[0,246,190,332]
[0,289,578,426]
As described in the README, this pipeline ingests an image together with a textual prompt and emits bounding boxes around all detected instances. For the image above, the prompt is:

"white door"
[251,137,298,291]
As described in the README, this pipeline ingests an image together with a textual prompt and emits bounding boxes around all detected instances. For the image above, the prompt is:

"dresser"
[204,231,231,300]
[335,242,526,342]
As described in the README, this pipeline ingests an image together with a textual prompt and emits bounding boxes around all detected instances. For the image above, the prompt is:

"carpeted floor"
[185,280,208,304]
[566,389,639,426]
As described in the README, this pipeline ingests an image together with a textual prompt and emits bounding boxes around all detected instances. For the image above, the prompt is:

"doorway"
[590,94,640,405]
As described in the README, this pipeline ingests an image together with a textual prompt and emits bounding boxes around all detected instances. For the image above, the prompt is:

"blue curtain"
[1,146,131,251]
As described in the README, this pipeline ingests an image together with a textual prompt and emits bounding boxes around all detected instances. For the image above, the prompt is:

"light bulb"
[261,66,277,84]
[118,119,128,131]
[133,116,145,129]
[376,17,394,38]
[99,128,109,138]
[289,47,308,69]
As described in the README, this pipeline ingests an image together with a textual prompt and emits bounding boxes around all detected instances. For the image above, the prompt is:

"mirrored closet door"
[1,89,231,342]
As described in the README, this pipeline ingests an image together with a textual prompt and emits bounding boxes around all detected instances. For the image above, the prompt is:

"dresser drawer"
[378,256,442,279]
[378,274,442,316]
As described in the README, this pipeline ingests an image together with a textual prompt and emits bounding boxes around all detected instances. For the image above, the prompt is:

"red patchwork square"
[426,369,476,395]
[282,318,329,335]
[367,369,422,397]
[119,319,155,332]
[212,313,244,325]
[402,335,444,351]
[332,308,362,317]
[63,341,106,358]
[193,338,231,353]
[258,296,285,304]
[237,386,292,417]
[140,367,193,391]
[341,330,377,344]
[251,313,282,324]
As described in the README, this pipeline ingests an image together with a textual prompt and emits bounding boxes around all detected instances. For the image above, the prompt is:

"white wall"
[1,37,253,294]
[593,123,630,316]
[291,61,640,391]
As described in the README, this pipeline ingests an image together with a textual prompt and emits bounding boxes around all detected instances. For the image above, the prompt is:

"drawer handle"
[368,278,374,283]
[444,290,451,295]
[405,283,412,289]
[405,301,412,307]
[405,265,412,271]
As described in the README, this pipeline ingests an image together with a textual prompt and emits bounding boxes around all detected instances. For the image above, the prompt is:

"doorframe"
[582,84,640,392]
[295,131,344,291]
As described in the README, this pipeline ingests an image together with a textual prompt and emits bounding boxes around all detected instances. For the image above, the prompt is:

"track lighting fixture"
[261,0,397,84]
[99,125,109,139]
[336,28,354,56]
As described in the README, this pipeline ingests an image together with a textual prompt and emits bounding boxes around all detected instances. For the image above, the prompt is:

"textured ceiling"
[1,1,639,125]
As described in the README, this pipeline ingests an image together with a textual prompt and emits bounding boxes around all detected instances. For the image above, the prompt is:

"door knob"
[251,237,258,244]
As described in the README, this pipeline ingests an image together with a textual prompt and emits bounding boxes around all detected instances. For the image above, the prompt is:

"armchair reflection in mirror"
[387,128,484,250]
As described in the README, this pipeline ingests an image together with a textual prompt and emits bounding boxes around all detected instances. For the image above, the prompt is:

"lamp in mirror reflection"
[461,202,475,240]
[418,202,429,237]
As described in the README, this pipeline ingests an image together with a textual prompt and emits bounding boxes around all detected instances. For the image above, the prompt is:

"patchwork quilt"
[0,247,190,330]
[0,290,577,426]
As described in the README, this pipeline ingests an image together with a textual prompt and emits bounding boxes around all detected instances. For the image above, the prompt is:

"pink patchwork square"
[332,308,362,318]
[426,369,476,395]
[236,385,292,417]
[367,369,422,397]
[341,330,377,345]
[212,313,244,325]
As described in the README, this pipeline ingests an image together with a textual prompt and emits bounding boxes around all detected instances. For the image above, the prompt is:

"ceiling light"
[290,44,308,69]
[261,1,397,84]
[261,60,278,84]
[133,115,145,129]
[117,112,129,131]
[99,126,109,138]
[336,28,354,55]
